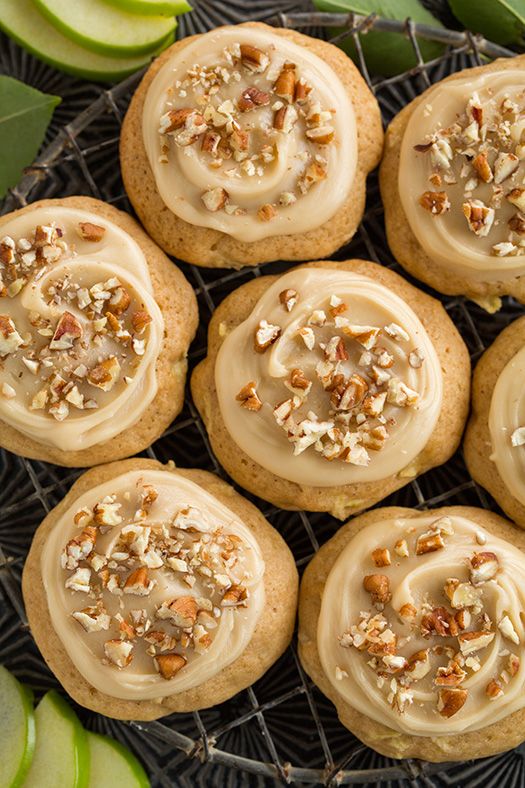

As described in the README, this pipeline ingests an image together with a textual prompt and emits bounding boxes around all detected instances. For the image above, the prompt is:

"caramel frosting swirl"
[215,268,442,487]
[0,206,163,451]
[41,469,265,701]
[489,344,525,506]
[142,26,356,242]
[399,71,525,281]
[318,512,525,735]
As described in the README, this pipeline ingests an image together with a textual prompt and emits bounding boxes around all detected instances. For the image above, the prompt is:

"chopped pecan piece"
[158,596,199,627]
[49,311,83,351]
[0,314,23,356]
[123,567,152,595]
[507,188,525,212]
[131,310,152,334]
[87,356,121,392]
[509,213,525,235]
[470,551,499,585]
[289,368,311,392]
[419,191,450,215]
[305,125,334,145]
[160,108,194,133]
[257,203,277,222]
[494,152,519,184]
[202,187,229,212]
[294,78,312,104]
[274,62,296,102]
[331,374,368,411]
[421,606,457,637]
[498,615,519,644]
[406,649,431,680]
[222,584,247,606]
[298,161,327,193]
[472,153,493,183]
[416,531,445,555]
[201,130,221,156]
[108,286,131,315]
[394,539,409,558]
[273,104,298,133]
[485,679,504,700]
[236,381,262,411]
[508,654,520,676]
[458,630,495,655]
[254,320,281,352]
[279,288,297,312]
[435,661,467,687]
[104,639,133,668]
[341,324,380,350]
[371,548,391,567]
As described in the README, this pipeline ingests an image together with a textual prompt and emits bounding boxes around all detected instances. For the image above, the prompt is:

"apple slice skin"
[23,690,90,788]
[102,0,191,16]
[32,0,176,57]
[0,667,35,788]
[0,0,174,83]
[87,733,149,788]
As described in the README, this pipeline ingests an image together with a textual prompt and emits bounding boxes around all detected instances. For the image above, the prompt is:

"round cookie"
[120,22,383,268]
[380,55,525,307]
[299,505,525,762]
[22,458,298,720]
[191,259,470,519]
[0,196,198,466]
[465,316,525,527]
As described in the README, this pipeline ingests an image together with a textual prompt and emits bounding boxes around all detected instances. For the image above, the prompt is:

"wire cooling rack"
[2,2,525,786]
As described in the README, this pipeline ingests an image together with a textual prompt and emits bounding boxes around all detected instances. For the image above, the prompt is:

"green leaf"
[313,0,445,76]
[0,76,61,198]
[449,0,525,47]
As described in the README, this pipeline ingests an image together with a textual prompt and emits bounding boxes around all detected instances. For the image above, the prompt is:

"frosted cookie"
[0,197,197,467]
[299,505,525,761]
[465,316,525,527]
[380,56,525,307]
[191,260,469,518]
[22,458,298,719]
[120,22,383,268]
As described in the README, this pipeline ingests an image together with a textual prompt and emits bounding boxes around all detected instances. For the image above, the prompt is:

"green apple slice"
[32,0,176,57]
[22,691,89,788]
[87,732,149,788]
[0,0,173,83]
[101,0,191,16]
[0,667,35,788]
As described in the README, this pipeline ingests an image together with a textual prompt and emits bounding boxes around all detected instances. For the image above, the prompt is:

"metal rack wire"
[1,4,524,786]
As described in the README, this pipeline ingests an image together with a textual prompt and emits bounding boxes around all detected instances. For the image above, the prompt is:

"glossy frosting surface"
[42,469,265,700]
[0,206,163,451]
[318,512,525,734]
[143,26,357,241]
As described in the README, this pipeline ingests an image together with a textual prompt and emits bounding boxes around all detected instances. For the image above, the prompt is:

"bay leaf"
[314,0,445,76]
[0,76,61,198]
[449,0,525,47]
